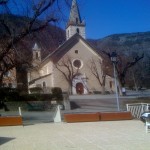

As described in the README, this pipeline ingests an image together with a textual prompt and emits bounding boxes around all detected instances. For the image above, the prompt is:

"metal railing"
[126,103,150,119]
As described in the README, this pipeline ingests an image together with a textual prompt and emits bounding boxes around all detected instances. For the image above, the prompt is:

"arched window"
[76,18,78,24]
[36,52,39,59]
[109,81,112,89]
[76,28,80,34]
[43,81,46,88]
[2,83,7,87]
[8,83,12,88]
[68,30,69,38]
[75,50,78,54]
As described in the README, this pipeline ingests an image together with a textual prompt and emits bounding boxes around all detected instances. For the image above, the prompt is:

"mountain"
[89,31,150,56]
[88,31,150,88]
[0,14,66,59]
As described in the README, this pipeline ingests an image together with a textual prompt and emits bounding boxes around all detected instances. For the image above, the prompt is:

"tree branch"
[0,0,8,5]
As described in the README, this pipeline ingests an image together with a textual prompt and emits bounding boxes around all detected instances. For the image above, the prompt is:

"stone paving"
[0,120,150,150]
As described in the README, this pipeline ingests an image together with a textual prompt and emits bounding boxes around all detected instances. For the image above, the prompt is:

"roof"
[29,73,52,85]
[41,33,102,66]
[32,43,41,51]
[66,0,85,27]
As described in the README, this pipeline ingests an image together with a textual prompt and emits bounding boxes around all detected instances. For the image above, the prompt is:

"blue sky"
[3,0,150,40]
[77,0,150,39]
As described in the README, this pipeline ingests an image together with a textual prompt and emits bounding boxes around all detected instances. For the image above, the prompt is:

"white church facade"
[27,0,114,95]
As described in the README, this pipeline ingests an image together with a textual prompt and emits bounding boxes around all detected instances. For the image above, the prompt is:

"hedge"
[51,87,63,101]
[0,87,63,102]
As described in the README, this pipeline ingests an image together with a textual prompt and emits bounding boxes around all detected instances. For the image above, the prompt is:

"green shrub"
[0,87,62,102]
[93,91,101,94]
[51,87,63,101]
[0,87,20,101]
[29,87,43,93]
[105,91,110,94]
[21,94,53,101]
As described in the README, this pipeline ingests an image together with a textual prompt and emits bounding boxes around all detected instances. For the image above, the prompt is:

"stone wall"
[5,101,53,111]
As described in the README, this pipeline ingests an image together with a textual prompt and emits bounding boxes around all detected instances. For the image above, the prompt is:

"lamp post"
[110,52,120,111]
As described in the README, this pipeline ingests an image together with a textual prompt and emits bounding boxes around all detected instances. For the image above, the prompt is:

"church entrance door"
[76,82,84,94]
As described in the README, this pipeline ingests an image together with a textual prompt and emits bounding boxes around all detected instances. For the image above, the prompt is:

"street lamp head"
[110,52,117,63]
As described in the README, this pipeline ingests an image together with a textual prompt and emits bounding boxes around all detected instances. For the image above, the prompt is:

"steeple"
[68,0,82,26]
[32,43,41,66]
[66,0,86,40]
[33,43,40,51]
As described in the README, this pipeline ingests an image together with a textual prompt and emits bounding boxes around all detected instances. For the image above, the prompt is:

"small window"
[76,18,78,24]
[43,81,46,88]
[8,83,12,88]
[75,50,78,54]
[2,83,7,87]
[36,52,39,59]
[68,30,69,38]
[110,81,112,89]
[4,71,11,77]
[76,28,80,34]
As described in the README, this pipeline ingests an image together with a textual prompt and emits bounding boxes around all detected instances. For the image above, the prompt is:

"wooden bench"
[0,116,23,126]
[100,111,133,121]
[64,111,133,123]
[64,113,100,123]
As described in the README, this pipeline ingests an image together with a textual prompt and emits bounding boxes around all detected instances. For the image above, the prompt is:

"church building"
[27,0,113,95]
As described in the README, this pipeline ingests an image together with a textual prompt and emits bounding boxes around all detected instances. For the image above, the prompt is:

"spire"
[66,0,86,40]
[32,43,41,66]
[67,0,83,26]
[32,43,40,51]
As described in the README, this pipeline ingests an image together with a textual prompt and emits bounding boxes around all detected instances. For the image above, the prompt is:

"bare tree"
[89,58,106,94]
[0,0,71,87]
[55,55,79,94]
[102,50,144,95]
[128,53,150,90]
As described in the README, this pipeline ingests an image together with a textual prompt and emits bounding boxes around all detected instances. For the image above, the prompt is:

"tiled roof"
[41,33,101,65]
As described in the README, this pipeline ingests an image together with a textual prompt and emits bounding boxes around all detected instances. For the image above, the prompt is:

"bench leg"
[146,125,150,133]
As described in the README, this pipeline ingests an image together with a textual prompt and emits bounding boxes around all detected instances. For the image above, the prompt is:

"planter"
[64,113,100,123]
[64,111,133,123]
[0,116,23,126]
[100,111,133,121]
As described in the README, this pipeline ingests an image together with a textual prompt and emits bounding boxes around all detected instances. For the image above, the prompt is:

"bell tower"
[32,43,41,66]
[66,0,86,40]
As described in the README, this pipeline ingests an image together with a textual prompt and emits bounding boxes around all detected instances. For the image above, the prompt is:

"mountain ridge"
[88,31,150,88]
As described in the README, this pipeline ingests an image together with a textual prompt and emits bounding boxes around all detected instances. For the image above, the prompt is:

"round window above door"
[72,59,83,69]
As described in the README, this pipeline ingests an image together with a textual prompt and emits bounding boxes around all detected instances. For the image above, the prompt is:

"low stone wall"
[5,102,28,111]
[5,101,53,111]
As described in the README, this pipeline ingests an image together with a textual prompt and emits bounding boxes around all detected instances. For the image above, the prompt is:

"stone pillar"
[64,99,71,110]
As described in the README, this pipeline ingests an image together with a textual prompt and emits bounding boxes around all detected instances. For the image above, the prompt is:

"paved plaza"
[0,120,150,150]
[1,90,150,150]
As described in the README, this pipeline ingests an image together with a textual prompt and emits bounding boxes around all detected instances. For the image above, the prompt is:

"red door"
[76,83,84,94]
